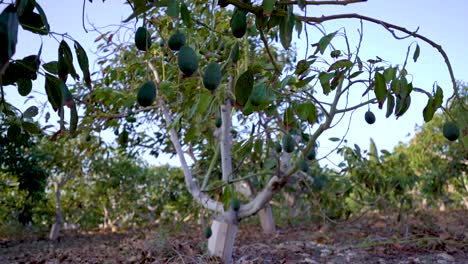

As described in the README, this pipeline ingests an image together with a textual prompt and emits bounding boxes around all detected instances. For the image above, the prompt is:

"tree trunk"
[208,209,238,263]
[49,182,62,241]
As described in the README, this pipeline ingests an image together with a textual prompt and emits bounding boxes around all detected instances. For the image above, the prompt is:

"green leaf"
[69,103,78,136]
[349,71,363,79]
[374,72,387,104]
[16,0,30,17]
[328,59,353,71]
[383,66,397,83]
[262,0,276,15]
[180,3,192,28]
[74,41,91,88]
[235,69,254,106]
[395,95,411,118]
[413,44,420,62]
[329,137,340,142]
[43,61,58,74]
[434,85,443,108]
[45,74,64,111]
[59,40,79,80]
[122,5,153,23]
[317,32,337,55]
[0,5,19,62]
[296,102,317,124]
[23,106,39,119]
[32,1,49,33]
[17,78,32,96]
[279,5,294,50]
[385,93,395,118]
[318,71,334,95]
[423,98,435,122]
[167,0,179,18]
[22,121,40,134]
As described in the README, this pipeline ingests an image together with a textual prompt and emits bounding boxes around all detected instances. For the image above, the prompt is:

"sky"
[3,0,468,169]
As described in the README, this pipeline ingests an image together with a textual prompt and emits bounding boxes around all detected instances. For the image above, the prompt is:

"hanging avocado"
[230,9,247,38]
[230,198,241,211]
[365,111,376,124]
[203,62,222,91]
[282,134,295,153]
[203,226,212,239]
[299,160,309,172]
[135,27,151,51]
[168,32,186,51]
[137,81,156,107]
[178,46,199,76]
[274,141,282,153]
[215,116,222,128]
[443,122,460,141]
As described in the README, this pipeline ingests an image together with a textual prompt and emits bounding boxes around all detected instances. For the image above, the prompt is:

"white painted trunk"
[258,204,276,234]
[208,220,238,263]
[49,182,62,241]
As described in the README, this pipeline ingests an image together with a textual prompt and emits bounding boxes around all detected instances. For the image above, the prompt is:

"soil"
[0,210,467,263]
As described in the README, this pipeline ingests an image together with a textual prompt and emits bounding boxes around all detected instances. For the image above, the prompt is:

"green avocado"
[230,9,247,38]
[203,226,212,239]
[282,134,295,153]
[135,27,151,51]
[118,129,129,147]
[168,32,186,51]
[203,62,222,91]
[443,122,460,141]
[215,116,222,128]
[299,159,309,172]
[230,198,241,211]
[365,111,376,124]
[137,81,156,107]
[178,46,199,76]
[274,141,282,153]
[306,147,316,160]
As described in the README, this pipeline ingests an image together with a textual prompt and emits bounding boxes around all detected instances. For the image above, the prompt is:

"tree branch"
[296,13,458,106]
[277,0,367,6]
[147,62,224,214]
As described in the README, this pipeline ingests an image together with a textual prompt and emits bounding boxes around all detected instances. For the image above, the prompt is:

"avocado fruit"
[137,81,156,107]
[443,122,460,141]
[135,27,151,51]
[177,46,199,76]
[365,111,376,124]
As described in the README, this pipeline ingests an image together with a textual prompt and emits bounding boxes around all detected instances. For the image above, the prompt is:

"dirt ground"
[0,210,467,263]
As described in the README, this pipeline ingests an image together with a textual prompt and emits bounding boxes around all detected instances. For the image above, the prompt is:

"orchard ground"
[1,209,467,263]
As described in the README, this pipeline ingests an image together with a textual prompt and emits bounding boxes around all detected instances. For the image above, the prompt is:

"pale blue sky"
[4,0,467,168]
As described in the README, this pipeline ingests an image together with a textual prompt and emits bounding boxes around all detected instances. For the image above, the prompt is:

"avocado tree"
[0,0,463,262]
[393,84,467,209]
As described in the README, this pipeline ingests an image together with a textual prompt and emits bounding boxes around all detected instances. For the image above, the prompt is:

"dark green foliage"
[168,32,186,51]
[203,62,221,91]
[135,27,151,51]
[282,134,295,153]
[218,0,229,7]
[230,9,247,38]
[443,122,459,141]
[177,46,198,76]
[0,5,19,69]
[365,111,376,124]
[0,119,48,225]
[137,81,156,107]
